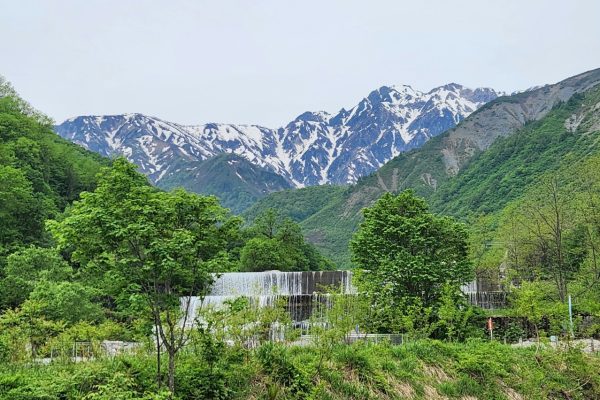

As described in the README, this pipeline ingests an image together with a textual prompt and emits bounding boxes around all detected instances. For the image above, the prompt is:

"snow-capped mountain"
[56,83,501,189]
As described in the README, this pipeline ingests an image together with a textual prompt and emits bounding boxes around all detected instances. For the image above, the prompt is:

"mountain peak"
[55,81,502,190]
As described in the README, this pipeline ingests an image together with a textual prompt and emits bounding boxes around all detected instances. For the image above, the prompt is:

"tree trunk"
[155,319,161,388]
[168,348,176,395]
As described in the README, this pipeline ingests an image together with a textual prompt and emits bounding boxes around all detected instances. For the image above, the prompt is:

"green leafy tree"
[47,158,240,395]
[241,209,333,271]
[0,94,106,259]
[350,190,473,332]
[25,280,103,325]
[0,246,72,308]
[240,237,284,272]
[0,165,47,249]
[435,284,481,341]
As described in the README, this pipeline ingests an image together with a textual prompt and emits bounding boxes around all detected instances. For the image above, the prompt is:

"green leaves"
[0,246,72,309]
[352,190,472,303]
[351,190,473,333]
[239,209,332,272]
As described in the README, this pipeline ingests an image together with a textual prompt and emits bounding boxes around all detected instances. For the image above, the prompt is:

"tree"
[26,280,103,325]
[240,209,332,271]
[240,237,284,272]
[47,158,240,395]
[0,246,72,309]
[504,176,581,303]
[350,190,473,332]
[0,166,47,249]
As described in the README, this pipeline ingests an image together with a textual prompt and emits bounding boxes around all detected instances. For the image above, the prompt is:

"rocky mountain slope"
[245,68,600,267]
[55,83,501,210]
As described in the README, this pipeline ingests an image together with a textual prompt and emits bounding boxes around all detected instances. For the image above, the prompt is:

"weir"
[182,270,505,327]
[183,271,355,327]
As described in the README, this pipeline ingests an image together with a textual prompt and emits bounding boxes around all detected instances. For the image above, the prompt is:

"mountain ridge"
[245,67,600,267]
[55,82,502,194]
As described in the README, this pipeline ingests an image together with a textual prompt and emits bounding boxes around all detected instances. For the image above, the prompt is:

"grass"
[1,340,599,399]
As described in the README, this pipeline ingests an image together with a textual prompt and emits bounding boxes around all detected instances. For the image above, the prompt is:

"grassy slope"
[2,341,599,399]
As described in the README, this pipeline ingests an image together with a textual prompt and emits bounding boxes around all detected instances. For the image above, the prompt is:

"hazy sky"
[2,0,600,127]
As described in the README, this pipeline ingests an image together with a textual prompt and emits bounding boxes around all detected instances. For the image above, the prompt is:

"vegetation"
[351,191,473,333]
[240,209,333,272]
[1,340,599,399]
[430,89,600,217]
[0,97,107,251]
[248,84,600,268]
[243,184,347,223]
[1,77,600,399]
[47,158,242,392]
[159,153,292,214]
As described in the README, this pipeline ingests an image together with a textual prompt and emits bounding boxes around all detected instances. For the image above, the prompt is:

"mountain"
[277,84,500,186]
[158,153,292,214]
[245,68,600,267]
[55,84,501,210]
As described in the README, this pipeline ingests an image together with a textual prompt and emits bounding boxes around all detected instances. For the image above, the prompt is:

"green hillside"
[159,153,292,214]
[243,184,347,223]
[0,92,108,256]
[248,72,600,268]
[431,88,600,217]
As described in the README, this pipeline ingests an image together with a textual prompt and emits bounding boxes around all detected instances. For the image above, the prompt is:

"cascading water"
[182,271,505,328]
[460,279,506,310]
[183,271,355,328]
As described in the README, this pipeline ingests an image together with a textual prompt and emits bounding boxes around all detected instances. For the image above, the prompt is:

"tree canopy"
[351,190,473,332]
[47,158,242,393]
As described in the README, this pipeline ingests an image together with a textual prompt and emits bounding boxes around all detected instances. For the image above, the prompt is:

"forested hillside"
[247,69,600,267]
[0,84,108,258]
[158,153,293,214]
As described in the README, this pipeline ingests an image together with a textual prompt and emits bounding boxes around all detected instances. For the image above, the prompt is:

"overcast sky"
[2,0,600,127]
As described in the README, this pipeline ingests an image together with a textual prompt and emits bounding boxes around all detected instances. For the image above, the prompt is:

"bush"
[257,343,310,397]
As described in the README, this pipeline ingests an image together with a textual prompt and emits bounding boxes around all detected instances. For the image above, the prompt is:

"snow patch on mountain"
[55,83,502,187]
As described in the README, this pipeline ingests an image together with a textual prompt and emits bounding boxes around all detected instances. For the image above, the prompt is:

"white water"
[181,271,502,327]
[182,270,355,327]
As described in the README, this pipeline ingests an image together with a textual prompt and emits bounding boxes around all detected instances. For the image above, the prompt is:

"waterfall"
[181,270,355,327]
[461,277,506,310]
[181,271,505,327]
[208,270,356,296]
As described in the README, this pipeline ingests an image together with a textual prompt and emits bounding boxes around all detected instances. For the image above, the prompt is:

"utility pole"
[568,295,574,338]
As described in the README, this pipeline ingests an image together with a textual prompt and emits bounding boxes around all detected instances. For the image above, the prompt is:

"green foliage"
[435,285,484,341]
[351,191,473,332]
[1,339,600,399]
[159,153,292,214]
[257,343,310,398]
[431,90,600,218]
[239,209,333,271]
[243,185,347,223]
[0,246,72,309]
[47,158,242,394]
[199,296,294,349]
[246,84,600,268]
[240,238,287,271]
[0,95,107,258]
[26,281,104,325]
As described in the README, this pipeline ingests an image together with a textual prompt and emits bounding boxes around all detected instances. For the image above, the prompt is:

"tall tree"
[48,158,240,395]
[350,190,472,332]
[506,176,579,302]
